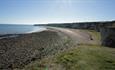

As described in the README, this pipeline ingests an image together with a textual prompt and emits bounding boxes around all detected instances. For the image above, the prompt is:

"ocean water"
[0,24,46,35]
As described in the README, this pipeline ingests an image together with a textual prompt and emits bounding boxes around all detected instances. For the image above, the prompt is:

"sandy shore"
[0,27,96,69]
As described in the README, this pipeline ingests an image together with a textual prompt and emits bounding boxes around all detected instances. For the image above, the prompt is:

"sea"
[0,24,46,35]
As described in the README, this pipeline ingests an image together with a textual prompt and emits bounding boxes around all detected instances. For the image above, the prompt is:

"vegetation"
[1,28,115,70]
[22,44,115,70]
[86,30,101,41]
[0,30,74,69]
[56,45,115,70]
[22,29,115,70]
[55,30,115,70]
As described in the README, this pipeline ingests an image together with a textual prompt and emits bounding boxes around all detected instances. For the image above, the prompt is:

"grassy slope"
[56,45,115,70]
[22,30,115,70]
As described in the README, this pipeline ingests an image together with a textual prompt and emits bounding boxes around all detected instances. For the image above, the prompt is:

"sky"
[0,0,115,24]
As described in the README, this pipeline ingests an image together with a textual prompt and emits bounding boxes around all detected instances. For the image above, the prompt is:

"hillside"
[22,27,115,70]
[0,27,115,70]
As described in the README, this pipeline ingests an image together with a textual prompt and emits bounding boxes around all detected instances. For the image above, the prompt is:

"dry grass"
[0,30,74,69]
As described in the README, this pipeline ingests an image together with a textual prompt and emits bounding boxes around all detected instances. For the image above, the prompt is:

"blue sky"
[0,0,115,24]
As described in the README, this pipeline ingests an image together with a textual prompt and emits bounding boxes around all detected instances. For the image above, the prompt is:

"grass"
[55,30,115,70]
[87,30,101,41]
[56,45,115,70]
[22,29,115,70]
[22,45,115,70]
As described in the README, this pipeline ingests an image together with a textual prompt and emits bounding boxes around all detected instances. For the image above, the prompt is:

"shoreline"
[0,27,47,39]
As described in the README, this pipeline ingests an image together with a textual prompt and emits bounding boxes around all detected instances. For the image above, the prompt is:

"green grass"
[56,45,115,70]
[87,30,101,40]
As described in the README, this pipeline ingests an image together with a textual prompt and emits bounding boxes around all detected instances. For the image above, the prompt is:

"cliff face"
[101,28,115,47]
[35,21,115,31]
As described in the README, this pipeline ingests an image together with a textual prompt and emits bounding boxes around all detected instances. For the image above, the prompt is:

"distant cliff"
[35,21,115,47]
[34,20,115,31]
